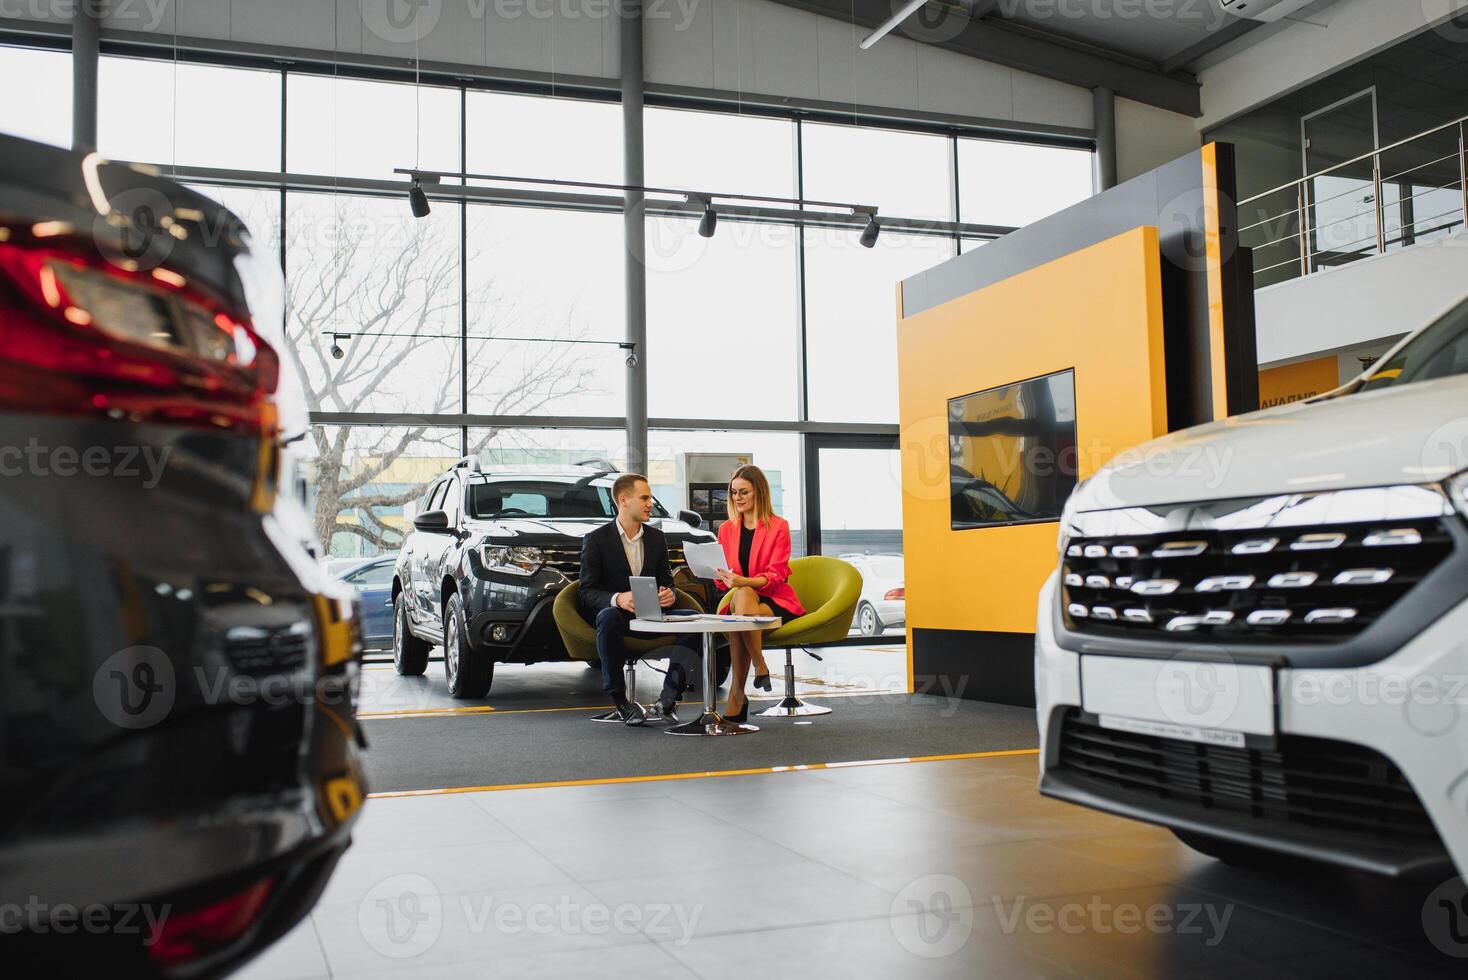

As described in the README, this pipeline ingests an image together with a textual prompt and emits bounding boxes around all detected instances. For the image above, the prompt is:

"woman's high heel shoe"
[753,673,772,692]
[726,696,749,723]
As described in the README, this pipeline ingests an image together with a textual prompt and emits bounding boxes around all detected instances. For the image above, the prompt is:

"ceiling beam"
[1159,17,1261,75]
[771,0,1201,117]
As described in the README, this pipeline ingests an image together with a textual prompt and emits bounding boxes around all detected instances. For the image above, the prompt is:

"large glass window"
[99,57,281,171]
[645,216,801,421]
[467,91,621,185]
[287,74,460,181]
[802,123,953,222]
[470,427,626,470]
[465,205,625,418]
[803,229,954,424]
[184,185,282,259]
[649,430,805,555]
[0,45,71,148]
[301,425,462,558]
[957,138,1093,228]
[286,192,462,415]
[31,38,1098,581]
[645,108,796,199]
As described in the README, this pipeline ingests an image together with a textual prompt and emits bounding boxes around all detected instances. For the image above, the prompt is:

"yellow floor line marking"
[357,687,905,720]
[366,748,1041,798]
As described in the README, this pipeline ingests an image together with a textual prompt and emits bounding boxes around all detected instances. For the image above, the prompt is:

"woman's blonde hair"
[726,464,774,525]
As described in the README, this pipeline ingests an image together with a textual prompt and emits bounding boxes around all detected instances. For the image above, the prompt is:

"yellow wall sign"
[1258,356,1339,409]
[897,226,1170,644]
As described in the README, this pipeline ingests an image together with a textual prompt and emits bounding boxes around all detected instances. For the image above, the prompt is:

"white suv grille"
[1061,487,1457,643]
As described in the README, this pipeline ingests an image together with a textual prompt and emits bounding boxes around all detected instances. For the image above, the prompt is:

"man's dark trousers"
[594,607,700,705]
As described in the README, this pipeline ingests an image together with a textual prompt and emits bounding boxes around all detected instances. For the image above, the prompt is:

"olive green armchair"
[553,581,703,663]
[553,581,706,720]
[717,555,863,717]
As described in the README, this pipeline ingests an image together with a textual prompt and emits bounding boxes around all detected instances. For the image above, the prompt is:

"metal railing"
[1239,114,1468,289]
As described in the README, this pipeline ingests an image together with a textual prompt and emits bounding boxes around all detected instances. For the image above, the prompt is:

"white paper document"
[681,541,728,579]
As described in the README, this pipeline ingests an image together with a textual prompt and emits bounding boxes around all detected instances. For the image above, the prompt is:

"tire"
[392,592,430,676]
[1171,829,1281,870]
[857,602,883,637]
[444,593,494,699]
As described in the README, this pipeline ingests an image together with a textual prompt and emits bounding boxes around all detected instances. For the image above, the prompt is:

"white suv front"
[1036,296,1468,879]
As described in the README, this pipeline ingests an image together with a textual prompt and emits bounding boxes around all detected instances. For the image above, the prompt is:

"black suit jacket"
[577,520,675,620]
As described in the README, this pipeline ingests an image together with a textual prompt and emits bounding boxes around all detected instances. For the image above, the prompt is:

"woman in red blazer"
[714,464,805,721]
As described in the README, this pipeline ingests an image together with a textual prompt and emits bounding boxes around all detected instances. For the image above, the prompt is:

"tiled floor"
[234,753,1465,979]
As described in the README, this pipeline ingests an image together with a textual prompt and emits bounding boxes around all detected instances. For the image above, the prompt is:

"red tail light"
[0,231,279,434]
[884,587,905,600]
[146,877,275,970]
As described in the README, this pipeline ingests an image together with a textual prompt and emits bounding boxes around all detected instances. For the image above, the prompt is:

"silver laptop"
[629,576,666,621]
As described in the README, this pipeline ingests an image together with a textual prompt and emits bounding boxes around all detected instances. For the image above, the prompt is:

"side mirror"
[678,509,703,529]
[413,510,450,532]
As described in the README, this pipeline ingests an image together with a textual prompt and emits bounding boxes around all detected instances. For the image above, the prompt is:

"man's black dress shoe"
[646,701,679,724]
[615,701,647,726]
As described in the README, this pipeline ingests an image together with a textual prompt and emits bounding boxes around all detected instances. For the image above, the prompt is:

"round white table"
[629,615,779,736]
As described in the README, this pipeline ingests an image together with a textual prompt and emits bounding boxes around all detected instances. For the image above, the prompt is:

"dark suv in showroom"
[0,133,365,975]
[392,459,720,697]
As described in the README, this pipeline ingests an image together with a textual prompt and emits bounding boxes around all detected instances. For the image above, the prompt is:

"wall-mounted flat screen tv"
[949,369,1079,530]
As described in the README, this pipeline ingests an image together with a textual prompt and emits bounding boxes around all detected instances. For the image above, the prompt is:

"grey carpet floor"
[360,693,1039,794]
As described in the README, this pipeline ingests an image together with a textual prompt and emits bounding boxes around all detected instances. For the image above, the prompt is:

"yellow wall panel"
[897,226,1169,640]
[1258,356,1339,409]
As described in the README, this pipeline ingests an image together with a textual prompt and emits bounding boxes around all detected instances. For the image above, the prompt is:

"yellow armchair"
[717,555,863,717]
[553,581,703,663]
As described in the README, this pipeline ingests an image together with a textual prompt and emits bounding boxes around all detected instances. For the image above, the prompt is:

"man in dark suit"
[578,473,700,726]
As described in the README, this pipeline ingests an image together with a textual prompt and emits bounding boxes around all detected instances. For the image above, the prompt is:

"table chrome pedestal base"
[663,629,761,736]
[665,712,758,736]
[756,697,831,718]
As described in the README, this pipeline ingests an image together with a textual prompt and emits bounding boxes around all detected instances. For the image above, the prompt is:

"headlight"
[480,545,545,576]
[1448,471,1468,516]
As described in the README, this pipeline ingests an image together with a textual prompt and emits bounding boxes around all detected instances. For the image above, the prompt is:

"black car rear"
[0,134,365,976]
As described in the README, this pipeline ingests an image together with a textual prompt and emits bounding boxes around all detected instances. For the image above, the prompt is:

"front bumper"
[466,594,568,662]
[1035,572,1468,878]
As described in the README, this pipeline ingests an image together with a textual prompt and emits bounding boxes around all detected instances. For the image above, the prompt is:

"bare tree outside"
[284,194,604,555]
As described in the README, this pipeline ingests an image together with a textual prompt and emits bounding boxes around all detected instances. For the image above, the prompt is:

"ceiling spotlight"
[408,181,431,218]
[698,204,717,239]
[330,342,345,360]
[859,214,880,249]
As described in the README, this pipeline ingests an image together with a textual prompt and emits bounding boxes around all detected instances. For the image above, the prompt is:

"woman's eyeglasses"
[729,488,754,498]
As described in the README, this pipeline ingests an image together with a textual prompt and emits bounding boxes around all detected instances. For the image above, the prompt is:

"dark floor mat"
[360,694,1039,794]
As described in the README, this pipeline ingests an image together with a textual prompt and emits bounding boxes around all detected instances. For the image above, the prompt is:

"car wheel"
[1171,829,1283,870]
[444,593,494,699]
[393,593,430,676]
[857,602,883,637]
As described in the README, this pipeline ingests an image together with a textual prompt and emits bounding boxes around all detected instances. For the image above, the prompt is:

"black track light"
[698,204,717,238]
[859,214,880,248]
[409,181,431,218]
